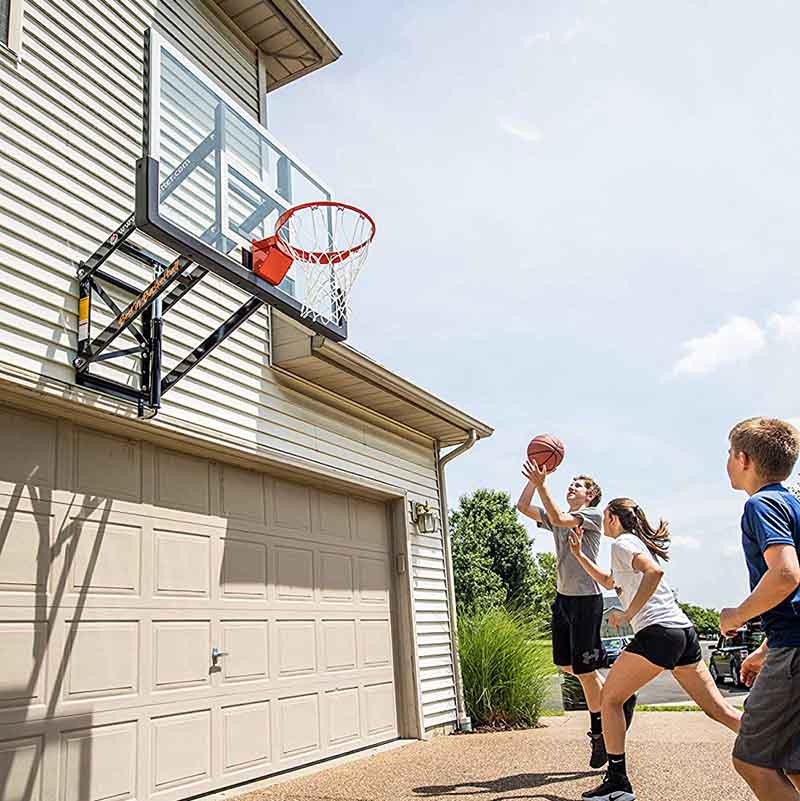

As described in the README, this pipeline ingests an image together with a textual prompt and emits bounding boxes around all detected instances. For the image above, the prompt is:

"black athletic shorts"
[551,592,606,674]
[625,624,702,670]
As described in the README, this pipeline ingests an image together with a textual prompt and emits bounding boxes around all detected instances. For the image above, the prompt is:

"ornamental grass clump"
[458,607,555,729]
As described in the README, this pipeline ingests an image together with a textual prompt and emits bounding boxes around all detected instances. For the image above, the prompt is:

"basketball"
[527,434,565,473]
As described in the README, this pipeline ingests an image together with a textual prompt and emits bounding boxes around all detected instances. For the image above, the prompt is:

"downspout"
[436,428,478,732]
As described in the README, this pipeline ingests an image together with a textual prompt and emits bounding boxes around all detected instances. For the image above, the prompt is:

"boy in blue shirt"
[722,417,800,801]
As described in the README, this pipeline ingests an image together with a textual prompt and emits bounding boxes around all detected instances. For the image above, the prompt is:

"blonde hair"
[729,417,800,482]
[607,497,670,561]
[575,474,602,507]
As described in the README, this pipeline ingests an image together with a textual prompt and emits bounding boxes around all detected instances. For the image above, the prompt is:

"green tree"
[679,602,720,637]
[450,489,556,623]
[525,552,558,627]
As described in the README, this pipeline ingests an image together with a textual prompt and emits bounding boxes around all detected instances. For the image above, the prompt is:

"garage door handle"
[211,647,229,660]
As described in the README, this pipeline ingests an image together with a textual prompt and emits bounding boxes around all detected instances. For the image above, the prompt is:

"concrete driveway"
[236,712,753,801]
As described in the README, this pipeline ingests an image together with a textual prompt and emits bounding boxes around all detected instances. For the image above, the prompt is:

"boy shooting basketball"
[517,462,634,768]
[723,417,800,801]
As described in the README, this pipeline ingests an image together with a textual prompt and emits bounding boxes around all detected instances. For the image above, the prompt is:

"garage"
[0,406,401,801]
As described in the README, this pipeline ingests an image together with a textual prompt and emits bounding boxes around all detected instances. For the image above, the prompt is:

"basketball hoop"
[251,201,376,325]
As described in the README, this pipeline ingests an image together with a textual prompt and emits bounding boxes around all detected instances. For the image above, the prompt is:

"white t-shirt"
[610,533,691,634]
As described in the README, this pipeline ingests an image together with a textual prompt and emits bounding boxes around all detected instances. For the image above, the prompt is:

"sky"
[269,1,800,609]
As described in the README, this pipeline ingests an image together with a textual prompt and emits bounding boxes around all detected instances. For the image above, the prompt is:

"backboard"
[137,28,346,339]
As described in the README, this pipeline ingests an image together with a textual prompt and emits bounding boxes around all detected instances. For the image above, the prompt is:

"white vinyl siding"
[0,0,458,741]
[0,0,262,396]
[411,526,457,728]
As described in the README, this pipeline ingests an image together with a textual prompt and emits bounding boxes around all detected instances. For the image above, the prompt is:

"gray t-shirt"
[536,506,603,596]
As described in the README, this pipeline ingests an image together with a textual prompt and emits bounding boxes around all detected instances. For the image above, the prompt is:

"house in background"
[0,3,492,800]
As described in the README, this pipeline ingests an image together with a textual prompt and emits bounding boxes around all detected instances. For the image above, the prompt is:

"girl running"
[569,497,741,801]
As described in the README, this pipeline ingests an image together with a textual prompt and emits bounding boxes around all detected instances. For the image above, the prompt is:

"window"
[0,0,10,47]
[0,0,22,56]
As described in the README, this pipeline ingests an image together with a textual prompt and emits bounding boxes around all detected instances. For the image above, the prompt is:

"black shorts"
[551,593,606,674]
[625,624,702,670]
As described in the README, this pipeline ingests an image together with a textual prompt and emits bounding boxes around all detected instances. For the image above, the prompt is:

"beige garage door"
[0,409,399,801]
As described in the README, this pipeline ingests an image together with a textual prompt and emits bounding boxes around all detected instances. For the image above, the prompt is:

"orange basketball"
[527,434,565,473]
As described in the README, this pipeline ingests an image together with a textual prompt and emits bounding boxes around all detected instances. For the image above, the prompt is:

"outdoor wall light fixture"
[411,501,439,534]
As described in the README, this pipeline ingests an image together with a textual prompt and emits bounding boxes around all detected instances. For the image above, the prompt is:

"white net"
[276,203,374,325]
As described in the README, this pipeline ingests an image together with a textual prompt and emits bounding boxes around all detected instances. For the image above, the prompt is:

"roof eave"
[313,337,494,441]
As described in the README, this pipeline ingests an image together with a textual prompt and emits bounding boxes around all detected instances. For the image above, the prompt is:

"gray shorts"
[733,646,800,772]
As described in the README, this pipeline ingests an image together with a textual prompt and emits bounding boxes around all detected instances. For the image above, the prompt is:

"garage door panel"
[220,465,266,523]
[360,619,393,669]
[275,619,317,678]
[326,687,360,748]
[358,556,390,605]
[363,682,397,738]
[75,428,142,503]
[150,709,211,796]
[219,620,269,685]
[152,620,211,692]
[61,720,138,801]
[271,479,312,533]
[59,517,143,598]
[277,693,320,761]
[0,407,56,490]
[321,619,357,672]
[221,699,271,775]
[219,536,268,600]
[61,620,140,704]
[153,528,210,599]
[47,506,146,603]
[0,619,46,712]
[154,449,211,516]
[273,544,314,603]
[315,491,351,540]
[319,551,354,603]
[352,499,389,549]
[0,507,53,597]
[0,734,44,801]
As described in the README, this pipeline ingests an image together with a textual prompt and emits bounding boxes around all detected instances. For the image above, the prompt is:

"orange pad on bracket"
[251,236,293,285]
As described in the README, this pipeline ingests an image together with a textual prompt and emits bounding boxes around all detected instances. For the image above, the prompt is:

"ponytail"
[607,497,671,561]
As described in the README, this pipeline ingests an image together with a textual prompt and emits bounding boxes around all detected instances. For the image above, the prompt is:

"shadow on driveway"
[414,769,598,801]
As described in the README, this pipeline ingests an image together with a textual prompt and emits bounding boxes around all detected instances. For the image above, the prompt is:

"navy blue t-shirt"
[741,483,800,647]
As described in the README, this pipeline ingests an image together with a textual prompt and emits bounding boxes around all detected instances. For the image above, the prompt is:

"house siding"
[0,0,458,734]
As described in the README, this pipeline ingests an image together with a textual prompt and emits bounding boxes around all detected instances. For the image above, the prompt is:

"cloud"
[524,18,592,47]
[671,316,766,377]
[524,32,552,46]
[563,17,591,43]
[671,535,701,550]
[768,299,800,344]
[499,119,543,144]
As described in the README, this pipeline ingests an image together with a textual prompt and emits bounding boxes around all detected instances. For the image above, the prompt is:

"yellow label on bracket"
[79,297,89,322]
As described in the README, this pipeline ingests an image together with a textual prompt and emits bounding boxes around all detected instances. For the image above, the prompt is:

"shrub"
[458,607,555,729]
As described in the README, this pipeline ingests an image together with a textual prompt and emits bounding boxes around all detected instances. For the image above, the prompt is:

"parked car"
[708,626,765,688]
[603,636,626,666]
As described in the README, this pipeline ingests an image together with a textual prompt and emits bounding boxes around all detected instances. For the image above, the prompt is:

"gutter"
[436,429,478,732]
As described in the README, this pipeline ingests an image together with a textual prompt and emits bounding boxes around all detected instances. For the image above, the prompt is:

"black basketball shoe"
[582,771,636,800]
